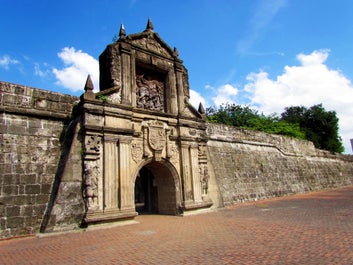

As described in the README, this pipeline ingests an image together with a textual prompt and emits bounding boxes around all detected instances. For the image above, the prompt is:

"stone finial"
[83,75,95,100]
[198,102,205,114]
[119,24,126,38]
[145,18,154,32]
[173,47,179,58]
[84,75,94,93]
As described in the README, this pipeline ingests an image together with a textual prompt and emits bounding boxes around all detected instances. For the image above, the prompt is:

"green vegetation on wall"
[206,103,344,153]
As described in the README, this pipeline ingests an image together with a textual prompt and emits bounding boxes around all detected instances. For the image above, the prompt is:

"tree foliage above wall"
[206,103,344,153]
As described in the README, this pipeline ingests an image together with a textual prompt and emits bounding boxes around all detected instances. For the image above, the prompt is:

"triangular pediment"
[182,101,203,119]
[127,32,174,58]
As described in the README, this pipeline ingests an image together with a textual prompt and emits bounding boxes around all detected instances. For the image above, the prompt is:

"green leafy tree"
[206,104,305,139]
[206,103,343,153]
[281,104,343,153]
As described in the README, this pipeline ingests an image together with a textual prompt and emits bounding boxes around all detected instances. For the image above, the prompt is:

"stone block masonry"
[0,81,82,238]
[207,123,353,205]
[1,80,353,239]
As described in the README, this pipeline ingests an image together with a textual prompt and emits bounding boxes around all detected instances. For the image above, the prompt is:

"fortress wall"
[1,82,353,239]
[0,82,83,238]
[207,123,353,205]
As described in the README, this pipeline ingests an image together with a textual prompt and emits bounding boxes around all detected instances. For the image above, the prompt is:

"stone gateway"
[80,19,213,224]
[0,20,352,238]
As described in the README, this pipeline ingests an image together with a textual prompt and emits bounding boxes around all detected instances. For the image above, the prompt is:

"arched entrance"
[134,160,180,215]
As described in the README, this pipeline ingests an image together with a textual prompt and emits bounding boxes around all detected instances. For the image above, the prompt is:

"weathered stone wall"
[207,123,353,205]
[0,81,83,238]
[1,81,353,239]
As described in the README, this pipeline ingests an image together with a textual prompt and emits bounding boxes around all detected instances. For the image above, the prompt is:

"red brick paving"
[1,186,353,265]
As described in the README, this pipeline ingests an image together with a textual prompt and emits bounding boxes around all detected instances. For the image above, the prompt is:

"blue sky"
[1,0,353,153]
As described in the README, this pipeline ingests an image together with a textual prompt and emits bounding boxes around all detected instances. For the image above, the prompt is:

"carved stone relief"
[131,140,143,163]
[136,71,165,112]
[148,123,166,151]
[133,37,170,57]
[198,145,209,195]
[141,120,169,161]
[85,135,101,153]
[83,161,100,210]
[83,135,102,211]
[168,143,180,166]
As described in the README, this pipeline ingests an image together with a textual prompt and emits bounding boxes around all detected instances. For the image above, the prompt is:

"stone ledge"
[83,209,137,225]
[0,106,72,120]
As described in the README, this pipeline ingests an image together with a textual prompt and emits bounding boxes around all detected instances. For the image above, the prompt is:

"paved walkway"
[1,186,353,265]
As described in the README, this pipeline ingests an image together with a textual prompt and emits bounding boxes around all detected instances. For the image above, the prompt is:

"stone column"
[120,42,131,105]
[180,143,192,201]
[168,70,178,115]
[103,136,119,209]
[190,144,202,203]
[130,51,137,107]
[118,137,133,210]
[175,64,185,114]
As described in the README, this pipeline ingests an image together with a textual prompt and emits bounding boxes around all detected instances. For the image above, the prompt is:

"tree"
[206,103,344,153]
[206,104,305,139]
[281,104,343,153]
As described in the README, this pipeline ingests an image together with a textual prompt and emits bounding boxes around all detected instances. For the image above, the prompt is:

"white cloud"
[53,47,99,92]
[0,55,19,69]
[244,49,353,153]
[34,62,50,78]
[212,84,239,107]
[189,89,207,109]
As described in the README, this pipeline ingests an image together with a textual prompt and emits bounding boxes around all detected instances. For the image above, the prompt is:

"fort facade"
[1,20,352,238]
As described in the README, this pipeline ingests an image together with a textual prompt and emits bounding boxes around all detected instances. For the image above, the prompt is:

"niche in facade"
[136,66,166,112]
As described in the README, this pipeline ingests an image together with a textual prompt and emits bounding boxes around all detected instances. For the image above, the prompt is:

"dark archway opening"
[134,161,179,215]
[135,167,158,214]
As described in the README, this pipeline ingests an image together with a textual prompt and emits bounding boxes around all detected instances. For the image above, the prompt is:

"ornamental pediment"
[128,33,174,58]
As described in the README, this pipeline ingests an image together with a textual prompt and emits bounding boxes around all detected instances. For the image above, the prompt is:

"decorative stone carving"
[83,162,100,210]
[198,145,209,195]
[85,135,101,154]
[133,37,170,57]
[189,129,197,136]
[148,121,166,151]
[136,73,164,111]
[200,164,209,195]
[168,143,180,166]
[131,140,143,163]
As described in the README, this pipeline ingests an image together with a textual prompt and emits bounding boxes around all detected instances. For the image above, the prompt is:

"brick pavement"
[1,186,353,265]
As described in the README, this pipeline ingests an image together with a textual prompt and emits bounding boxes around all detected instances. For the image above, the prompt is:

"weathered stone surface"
[1,22,353,239]
[207,123,353,205]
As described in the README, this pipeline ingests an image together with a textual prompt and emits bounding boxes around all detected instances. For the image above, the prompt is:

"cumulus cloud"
[212,84,239,107]
[244,49,353,153]
[0,55,19,69]
[189,89,207,109]
[53,47,99,92]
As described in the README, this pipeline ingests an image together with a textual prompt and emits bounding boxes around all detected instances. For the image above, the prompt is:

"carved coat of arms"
[148,121,166,151]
